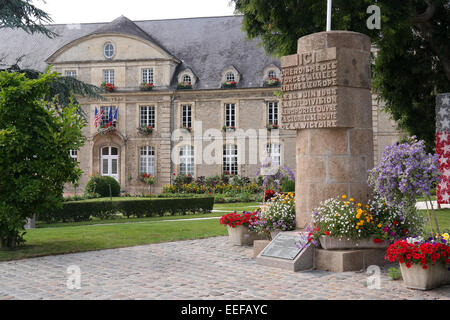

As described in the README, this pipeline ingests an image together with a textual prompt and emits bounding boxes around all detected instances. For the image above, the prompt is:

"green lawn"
[0,202,261,262]
[422,208,450,233]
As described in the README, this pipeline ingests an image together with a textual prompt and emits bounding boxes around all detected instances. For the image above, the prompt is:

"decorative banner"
[435,93,450,204]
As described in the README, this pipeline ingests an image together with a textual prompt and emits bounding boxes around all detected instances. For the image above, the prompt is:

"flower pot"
[227,225,261,246]
[319,235,389,250]
[399,263,450,290]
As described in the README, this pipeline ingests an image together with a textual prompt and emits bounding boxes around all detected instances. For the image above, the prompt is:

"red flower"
[325,231,330,236]
[373,238,383,244]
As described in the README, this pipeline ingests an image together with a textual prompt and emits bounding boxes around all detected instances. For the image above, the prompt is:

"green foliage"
[40,197,215,223]
[232,0,450,150]
[281,178,295,193]
[388,267,402,280]
[0,0,57,38]
[85,174,121,198]
[0,70,86,247]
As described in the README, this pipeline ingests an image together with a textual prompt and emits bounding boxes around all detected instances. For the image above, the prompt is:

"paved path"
[0,236,448,300]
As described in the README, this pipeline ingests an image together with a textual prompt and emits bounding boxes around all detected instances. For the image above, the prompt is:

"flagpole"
[326,0,332,31]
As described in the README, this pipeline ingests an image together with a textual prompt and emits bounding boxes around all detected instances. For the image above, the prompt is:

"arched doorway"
[101,146,119,181]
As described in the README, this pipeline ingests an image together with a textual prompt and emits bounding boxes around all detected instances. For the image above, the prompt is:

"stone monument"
[281,31,374,229]
[256,30,376,272]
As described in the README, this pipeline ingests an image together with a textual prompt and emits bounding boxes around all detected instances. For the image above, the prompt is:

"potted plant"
[177,81,192,90]
[386,235,450,290]
[101,82,116,93]
[140,82,154,91]
[181,125,192,132]
[221,81,237,89]
[139,173,156,195]
[249,192,296,240]
[97,123,117,135]
[263,77,281,87]
[266,122,279,130]
[138,125,154,135]
[220,211,262,245]
[306,195,405,249]
[222,125,236,132]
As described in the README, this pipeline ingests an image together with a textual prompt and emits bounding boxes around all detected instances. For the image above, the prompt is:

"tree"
[232,0,450,150]
[0,71,86,248]
[0,0,57,38]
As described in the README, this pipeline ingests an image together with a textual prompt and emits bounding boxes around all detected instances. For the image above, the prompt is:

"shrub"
[85,174,120,197]
[281,179,295,193]
[40,196,214,223]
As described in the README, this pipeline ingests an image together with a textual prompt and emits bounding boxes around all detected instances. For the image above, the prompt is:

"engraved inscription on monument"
[261,233,308,260]
[281,48,339,130]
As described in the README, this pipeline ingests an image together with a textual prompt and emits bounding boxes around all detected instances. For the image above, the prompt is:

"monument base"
[314,248,387,272]
[255,231,314,272]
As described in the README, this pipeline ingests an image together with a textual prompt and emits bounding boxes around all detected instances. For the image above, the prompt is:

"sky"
[33,0,236,24]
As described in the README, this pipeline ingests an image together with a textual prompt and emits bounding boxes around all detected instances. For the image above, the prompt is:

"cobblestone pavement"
[0,236,449,300]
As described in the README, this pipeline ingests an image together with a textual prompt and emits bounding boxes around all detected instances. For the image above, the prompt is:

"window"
[223,144,238,175]
[140,106,155,128]
[100,106,117,127]
[266,143,281,166]
[268,70,277,78]
[104,42,115,59]
[267,101,279,125]
[142,68,154,84]
[225,103,236,127]
[139,146,155,175]
[179,145,194,176]
[65,70,77,78]
[103,69,114,85]
[181,105,192,128]
[182,74,191,83]
[69,149,78,161]
[225,72,235,82]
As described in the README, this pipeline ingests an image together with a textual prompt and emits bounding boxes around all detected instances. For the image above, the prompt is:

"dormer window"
[268,70,276,78]
[104,42,115,59]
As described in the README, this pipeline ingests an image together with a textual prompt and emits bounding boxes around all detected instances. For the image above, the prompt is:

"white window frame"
[182,74,192,83]
[104,42,115,59]
[225,72,235,82]
[140,106,155,128]
[142,68,154,84]
[225,103,236,127]
[179,145,194,176]
[139,146,155,175]
[103,69,115,85]
[223,144,238,175]
[65,70,77,78]
[101,146,119,181]
[266,143,281,167]
[267,101,279,125]
[181,105,192,128]
[268,70,277,78]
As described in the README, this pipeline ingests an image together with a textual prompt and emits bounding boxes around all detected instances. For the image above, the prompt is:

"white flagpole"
[326,0,332,31]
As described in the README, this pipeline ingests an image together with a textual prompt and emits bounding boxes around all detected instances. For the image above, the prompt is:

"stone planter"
[400,263,450,290]
[253,240,271,258]
[270,230,281,240]
[319,235,389,250]
[227,225,262,246]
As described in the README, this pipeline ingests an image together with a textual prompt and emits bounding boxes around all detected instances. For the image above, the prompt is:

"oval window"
[104,42,115,59]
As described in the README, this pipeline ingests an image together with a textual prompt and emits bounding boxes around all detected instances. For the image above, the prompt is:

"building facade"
[0,15,402,194]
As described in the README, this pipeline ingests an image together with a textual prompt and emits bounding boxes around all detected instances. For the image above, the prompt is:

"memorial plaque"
[261,233,308,260]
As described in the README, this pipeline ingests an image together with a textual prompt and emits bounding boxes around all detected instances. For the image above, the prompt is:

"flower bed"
[101,82,116,93]
[221,81,237,88]
[177,82,192,90]
[97,123,116,135]
[306,195,422,247]
[263,77,280,87]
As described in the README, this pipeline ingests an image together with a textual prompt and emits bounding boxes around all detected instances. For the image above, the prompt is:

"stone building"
[0,15,402,194]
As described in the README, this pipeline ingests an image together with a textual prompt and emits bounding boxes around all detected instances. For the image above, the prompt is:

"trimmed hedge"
[40,196,215,223]
[85,176,120,197]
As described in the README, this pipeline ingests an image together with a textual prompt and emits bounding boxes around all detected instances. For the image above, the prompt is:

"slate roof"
[0,15,280,89]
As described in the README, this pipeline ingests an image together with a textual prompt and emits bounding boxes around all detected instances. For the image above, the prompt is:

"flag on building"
[436,94,450,204]
[94,107,104,128]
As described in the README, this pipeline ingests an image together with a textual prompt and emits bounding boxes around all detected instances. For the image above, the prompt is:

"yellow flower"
[355,226,359,229]
[377,223,382,228]
[357,203,362,207]
[342,195,347,199]
[349,198,354,202]
[443,233,449,240]
[344,201,349,206]
[365,205,370,209]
